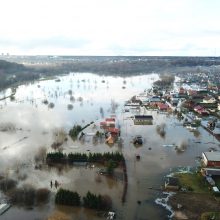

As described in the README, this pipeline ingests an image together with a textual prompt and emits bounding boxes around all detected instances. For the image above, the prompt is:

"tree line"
[1,56,220,91]
[46,152,125,164]
[55,189,112,210]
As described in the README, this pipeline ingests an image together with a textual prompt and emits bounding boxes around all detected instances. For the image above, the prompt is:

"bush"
[55,188,80,206]
[83,191,102,209]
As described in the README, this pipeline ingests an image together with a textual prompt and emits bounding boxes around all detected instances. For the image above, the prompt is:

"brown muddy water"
[0,73,219,220]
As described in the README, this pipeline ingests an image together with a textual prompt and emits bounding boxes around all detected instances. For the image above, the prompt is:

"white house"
[202,96,216,104]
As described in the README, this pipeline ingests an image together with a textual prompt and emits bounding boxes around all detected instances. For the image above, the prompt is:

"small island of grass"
[168,171,220,219]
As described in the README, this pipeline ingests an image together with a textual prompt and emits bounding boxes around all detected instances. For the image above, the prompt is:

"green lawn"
[174,172,210,193]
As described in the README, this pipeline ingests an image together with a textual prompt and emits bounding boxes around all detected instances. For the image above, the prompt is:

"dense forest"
[0,56,220,91]
[0,60,38,90]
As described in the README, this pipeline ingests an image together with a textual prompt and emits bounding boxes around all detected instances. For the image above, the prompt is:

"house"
[106,118,115,122]
[202,152,220,168]
[202,96,216,104]
[164,177,179,191]
[187,90,197,96]
[134,115,153,125]
[184,100,196,110]
[170,97,179,106]
[212,121,220,135]
[193,105,209,115]
[201,168,220,177]
[197,89,208,96]
[100,118,115,128]
[149,96,161,103]
[157,103,169,111]
[106,135,114,144]
[106,127,120,135]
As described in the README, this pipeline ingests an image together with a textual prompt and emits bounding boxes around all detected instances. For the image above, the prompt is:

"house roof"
[188,90,197,95]
[107,127,119,133]
[203,96,215,101]
[194,105,204,111]
[202,168,220,176]
[203,152,220,162]
[106,118,115,122]
[158,103,169,110]
[134,115,153,120]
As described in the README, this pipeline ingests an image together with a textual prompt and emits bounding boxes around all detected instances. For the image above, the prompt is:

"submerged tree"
[69,125,82,140]
[48,102,55,109]
[67,104,73,110]
[156,123,166,138]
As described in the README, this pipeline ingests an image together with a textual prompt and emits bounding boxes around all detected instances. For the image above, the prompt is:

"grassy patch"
[174,172,210,193]
[201,212,220,220]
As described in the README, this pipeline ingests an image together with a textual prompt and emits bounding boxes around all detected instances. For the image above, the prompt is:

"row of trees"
[46,152,124,164]
[153,75,175,89]
[1,57,220,91]
[55,189,112,210]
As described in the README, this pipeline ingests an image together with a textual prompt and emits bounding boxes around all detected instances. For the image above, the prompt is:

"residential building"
[202,152,220,168]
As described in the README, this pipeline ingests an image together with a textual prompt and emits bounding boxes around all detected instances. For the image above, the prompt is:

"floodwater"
[0,72,219,220]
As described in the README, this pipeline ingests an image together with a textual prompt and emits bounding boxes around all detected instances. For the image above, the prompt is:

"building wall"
[202,153,208,166]
[207,161,220,167]
[134,119,153,125]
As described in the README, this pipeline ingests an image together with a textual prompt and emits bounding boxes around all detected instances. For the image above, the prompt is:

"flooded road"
[0,72,219,220]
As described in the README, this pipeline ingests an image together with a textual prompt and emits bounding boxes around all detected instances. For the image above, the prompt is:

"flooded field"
[0,72,219,220]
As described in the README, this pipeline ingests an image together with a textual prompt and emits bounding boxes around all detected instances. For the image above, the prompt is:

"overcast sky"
[0,0,220,56]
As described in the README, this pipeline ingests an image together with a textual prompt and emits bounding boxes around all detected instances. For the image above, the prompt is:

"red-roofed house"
[107,127,119,134]
[157,103,169,111]
[194,105,209,115]
[105,118,115,122]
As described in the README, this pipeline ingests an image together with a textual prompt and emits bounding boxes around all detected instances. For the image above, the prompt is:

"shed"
[213,186,220,192]
[206,176,215,186]
[134,115,153,125]
[164,177,179,191]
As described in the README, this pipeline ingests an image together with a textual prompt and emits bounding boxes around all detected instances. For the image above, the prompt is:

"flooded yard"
[0,72,219,219]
